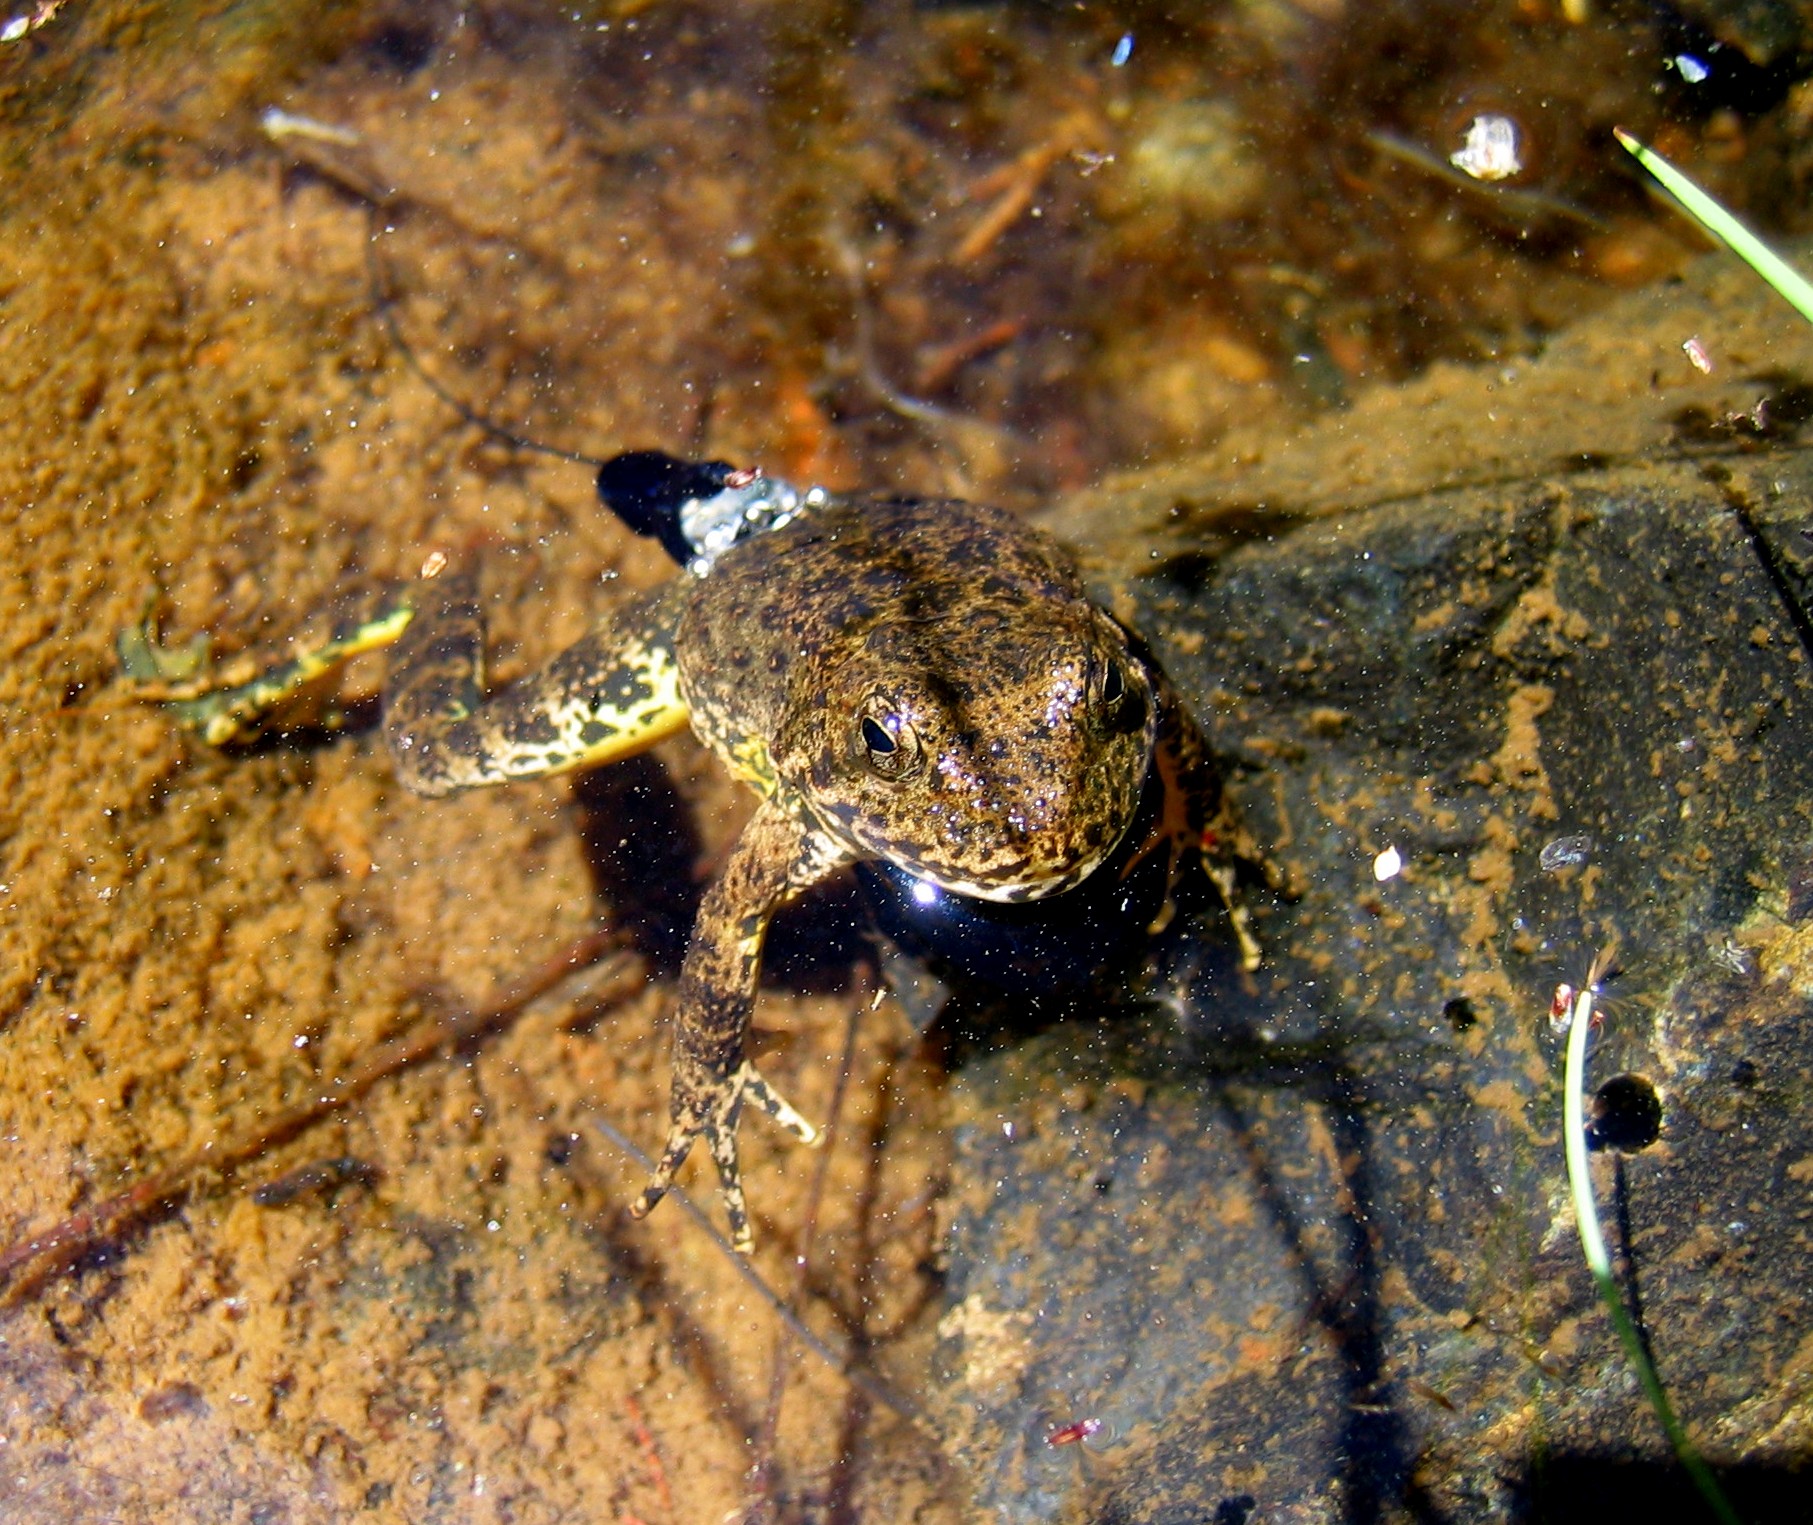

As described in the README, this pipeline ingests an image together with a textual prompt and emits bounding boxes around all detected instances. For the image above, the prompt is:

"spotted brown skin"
[123,487,1244,1253]
[678,495,1156,901]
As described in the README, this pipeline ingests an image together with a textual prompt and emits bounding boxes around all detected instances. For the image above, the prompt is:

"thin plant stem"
[747,992,865,1518]
[1562,955,1741,1525]
[591,1112,927,1431]
[1615,128,1813,327]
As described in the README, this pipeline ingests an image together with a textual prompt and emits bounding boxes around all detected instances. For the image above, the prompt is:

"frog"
[121,450,1259,1253]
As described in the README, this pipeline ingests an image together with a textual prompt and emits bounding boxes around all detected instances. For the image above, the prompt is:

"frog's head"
[782,603,1157,903]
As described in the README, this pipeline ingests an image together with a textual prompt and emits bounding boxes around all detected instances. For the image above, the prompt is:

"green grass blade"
[1615,127,1813,327]
[1563,966,1743,1525]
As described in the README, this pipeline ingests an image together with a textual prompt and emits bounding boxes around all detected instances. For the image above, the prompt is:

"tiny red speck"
[1046,1417,1103,1447]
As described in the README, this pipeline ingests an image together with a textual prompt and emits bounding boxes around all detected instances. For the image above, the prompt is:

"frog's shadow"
[237,725,1236,1034]
[925,899,1271,1071]
[568,752,1234,1035]
[570,753,873,992]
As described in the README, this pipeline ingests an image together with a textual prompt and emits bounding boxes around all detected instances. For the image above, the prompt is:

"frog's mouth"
[829,741,1154,905]
[899,826,1126,904]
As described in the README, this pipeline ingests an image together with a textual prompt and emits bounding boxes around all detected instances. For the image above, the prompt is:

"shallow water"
[2,2,1810,1521]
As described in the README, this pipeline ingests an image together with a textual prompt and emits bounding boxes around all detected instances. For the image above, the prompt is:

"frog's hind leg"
[382,570,692,797]
[120,588,417,746]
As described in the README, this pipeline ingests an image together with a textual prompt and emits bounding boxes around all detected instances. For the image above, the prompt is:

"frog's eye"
[855,703,922,780]
[1089,657,1148,736]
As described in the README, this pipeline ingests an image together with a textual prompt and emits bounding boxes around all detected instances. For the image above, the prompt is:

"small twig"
[1558,950,1741,1525]
[818,1020,928,1521]
[952,110,1098,264]
[747,991,866,1514]
[0,929,631,1305]
[912,318,1024,396]
[1364,130,1607,232]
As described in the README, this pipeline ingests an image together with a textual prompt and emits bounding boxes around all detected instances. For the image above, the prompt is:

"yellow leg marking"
[520,638,690,776]
[722,732,779,794]
[196,606,416,744]
[392,638,691,794]
[380,584,693,796]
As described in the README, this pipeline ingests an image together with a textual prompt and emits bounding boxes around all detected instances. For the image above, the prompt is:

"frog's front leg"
[383,570,691,795]
[630,796,854,1253]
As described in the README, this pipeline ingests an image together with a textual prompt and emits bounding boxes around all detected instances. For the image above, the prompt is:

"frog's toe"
[628,1108,707,1221]
[1205,858,1263,972]
[703,1118,756,1255]
[627,1090,755,1252]
[117,618,213,691]
[628,1060,818,1253]
[741,1066,819,1146]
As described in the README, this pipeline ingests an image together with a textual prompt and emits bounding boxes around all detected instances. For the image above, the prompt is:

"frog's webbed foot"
[118,589,417,746]
[117,616,263,740]
[628,1059,819,1255]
